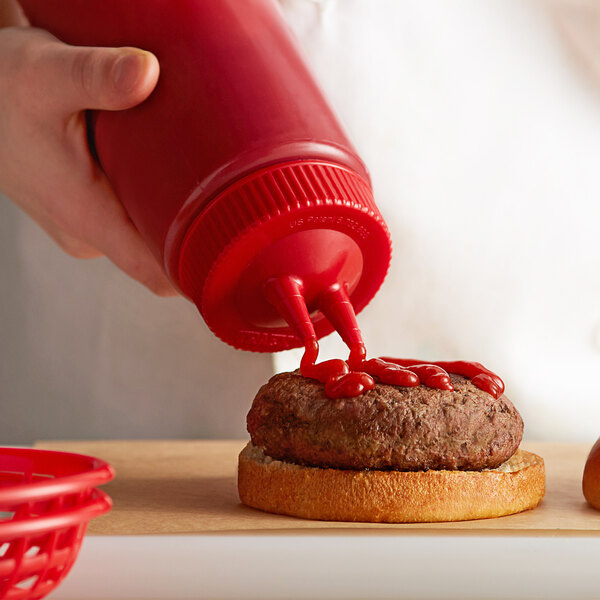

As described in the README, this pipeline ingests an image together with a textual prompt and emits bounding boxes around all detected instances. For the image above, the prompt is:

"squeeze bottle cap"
[177,160,391,352]
[18,0,393,354]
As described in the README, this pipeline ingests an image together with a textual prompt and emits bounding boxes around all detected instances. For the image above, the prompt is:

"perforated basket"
[0,448,114,599]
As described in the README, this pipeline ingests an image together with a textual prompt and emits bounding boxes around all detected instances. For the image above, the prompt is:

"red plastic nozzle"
[262,276,368,373]
[177,161,392,352]
[263,276,316,345]
[318,284,364,349]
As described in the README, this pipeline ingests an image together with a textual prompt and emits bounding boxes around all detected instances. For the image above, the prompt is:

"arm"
[0,1,176,295]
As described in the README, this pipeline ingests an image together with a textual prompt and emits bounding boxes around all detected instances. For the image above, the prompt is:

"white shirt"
[1,0,599,443]
[277,0,600,442]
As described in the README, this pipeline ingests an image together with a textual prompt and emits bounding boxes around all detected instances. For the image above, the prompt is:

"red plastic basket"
[0,448,114,600]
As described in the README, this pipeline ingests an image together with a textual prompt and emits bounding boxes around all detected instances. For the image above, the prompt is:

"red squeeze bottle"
[20,0,392,352]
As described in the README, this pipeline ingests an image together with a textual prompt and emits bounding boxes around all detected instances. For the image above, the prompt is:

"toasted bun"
[238,443,545,523]
[583,438,600,510]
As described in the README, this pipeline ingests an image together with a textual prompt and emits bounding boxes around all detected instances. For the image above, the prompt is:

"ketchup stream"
[264,274,504,400]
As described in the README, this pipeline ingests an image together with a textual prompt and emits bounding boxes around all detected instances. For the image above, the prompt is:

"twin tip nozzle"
[263,275,365,352]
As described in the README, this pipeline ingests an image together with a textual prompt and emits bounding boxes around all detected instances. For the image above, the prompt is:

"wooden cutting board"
[34,440,600,535]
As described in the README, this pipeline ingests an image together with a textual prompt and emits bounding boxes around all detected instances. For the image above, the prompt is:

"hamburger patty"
[247,371,523,471]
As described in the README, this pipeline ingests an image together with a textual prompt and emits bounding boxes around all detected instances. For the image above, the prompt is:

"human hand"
[0,25,177,296]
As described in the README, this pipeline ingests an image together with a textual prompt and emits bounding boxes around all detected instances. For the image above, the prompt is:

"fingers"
[71,177,179,297]
[0,27,174,297]
[38,220,104,260]
[102,225,180,298]
[17,189,176,295]
[14,168,177,296]
[8,185,104,258]
[20,29,159,114]
[53,214,177,297]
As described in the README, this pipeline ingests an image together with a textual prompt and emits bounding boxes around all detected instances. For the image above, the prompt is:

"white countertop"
[48,533,600,600]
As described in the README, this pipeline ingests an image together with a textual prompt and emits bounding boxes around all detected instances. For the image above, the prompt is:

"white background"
[1,0,599,443]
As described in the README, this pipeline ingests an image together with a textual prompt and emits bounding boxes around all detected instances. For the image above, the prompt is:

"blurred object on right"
[583,437,600,509]
[546,0,600,94]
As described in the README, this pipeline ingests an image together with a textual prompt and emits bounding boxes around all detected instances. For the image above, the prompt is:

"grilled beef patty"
[247,371,523,471]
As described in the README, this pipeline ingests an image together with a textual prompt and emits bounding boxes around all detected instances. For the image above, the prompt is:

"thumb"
[35,36,159,114]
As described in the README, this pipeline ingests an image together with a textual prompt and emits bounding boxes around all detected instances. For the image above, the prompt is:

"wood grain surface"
[34,440,600,535]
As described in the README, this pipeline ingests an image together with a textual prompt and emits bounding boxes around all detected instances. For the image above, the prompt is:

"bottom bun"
[238,443,545,523]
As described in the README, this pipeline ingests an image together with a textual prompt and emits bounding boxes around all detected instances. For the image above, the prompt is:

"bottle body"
[21,0,392,351]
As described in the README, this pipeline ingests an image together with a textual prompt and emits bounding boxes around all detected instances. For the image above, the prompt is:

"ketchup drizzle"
[266,274,505,400]
[300,339,504,400]
[300,339,372,399]
[381,357,505,399]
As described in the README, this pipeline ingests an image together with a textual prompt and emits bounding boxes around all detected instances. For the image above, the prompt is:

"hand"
[0,25,177,296]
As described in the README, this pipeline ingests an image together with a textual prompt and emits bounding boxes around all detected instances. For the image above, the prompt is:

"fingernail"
[113,52,147,93]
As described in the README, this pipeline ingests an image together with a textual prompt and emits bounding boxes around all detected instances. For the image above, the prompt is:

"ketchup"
[263,274,505,401]
[382,357,505,399]
[300,339,504,400]
[300,339,375,399]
